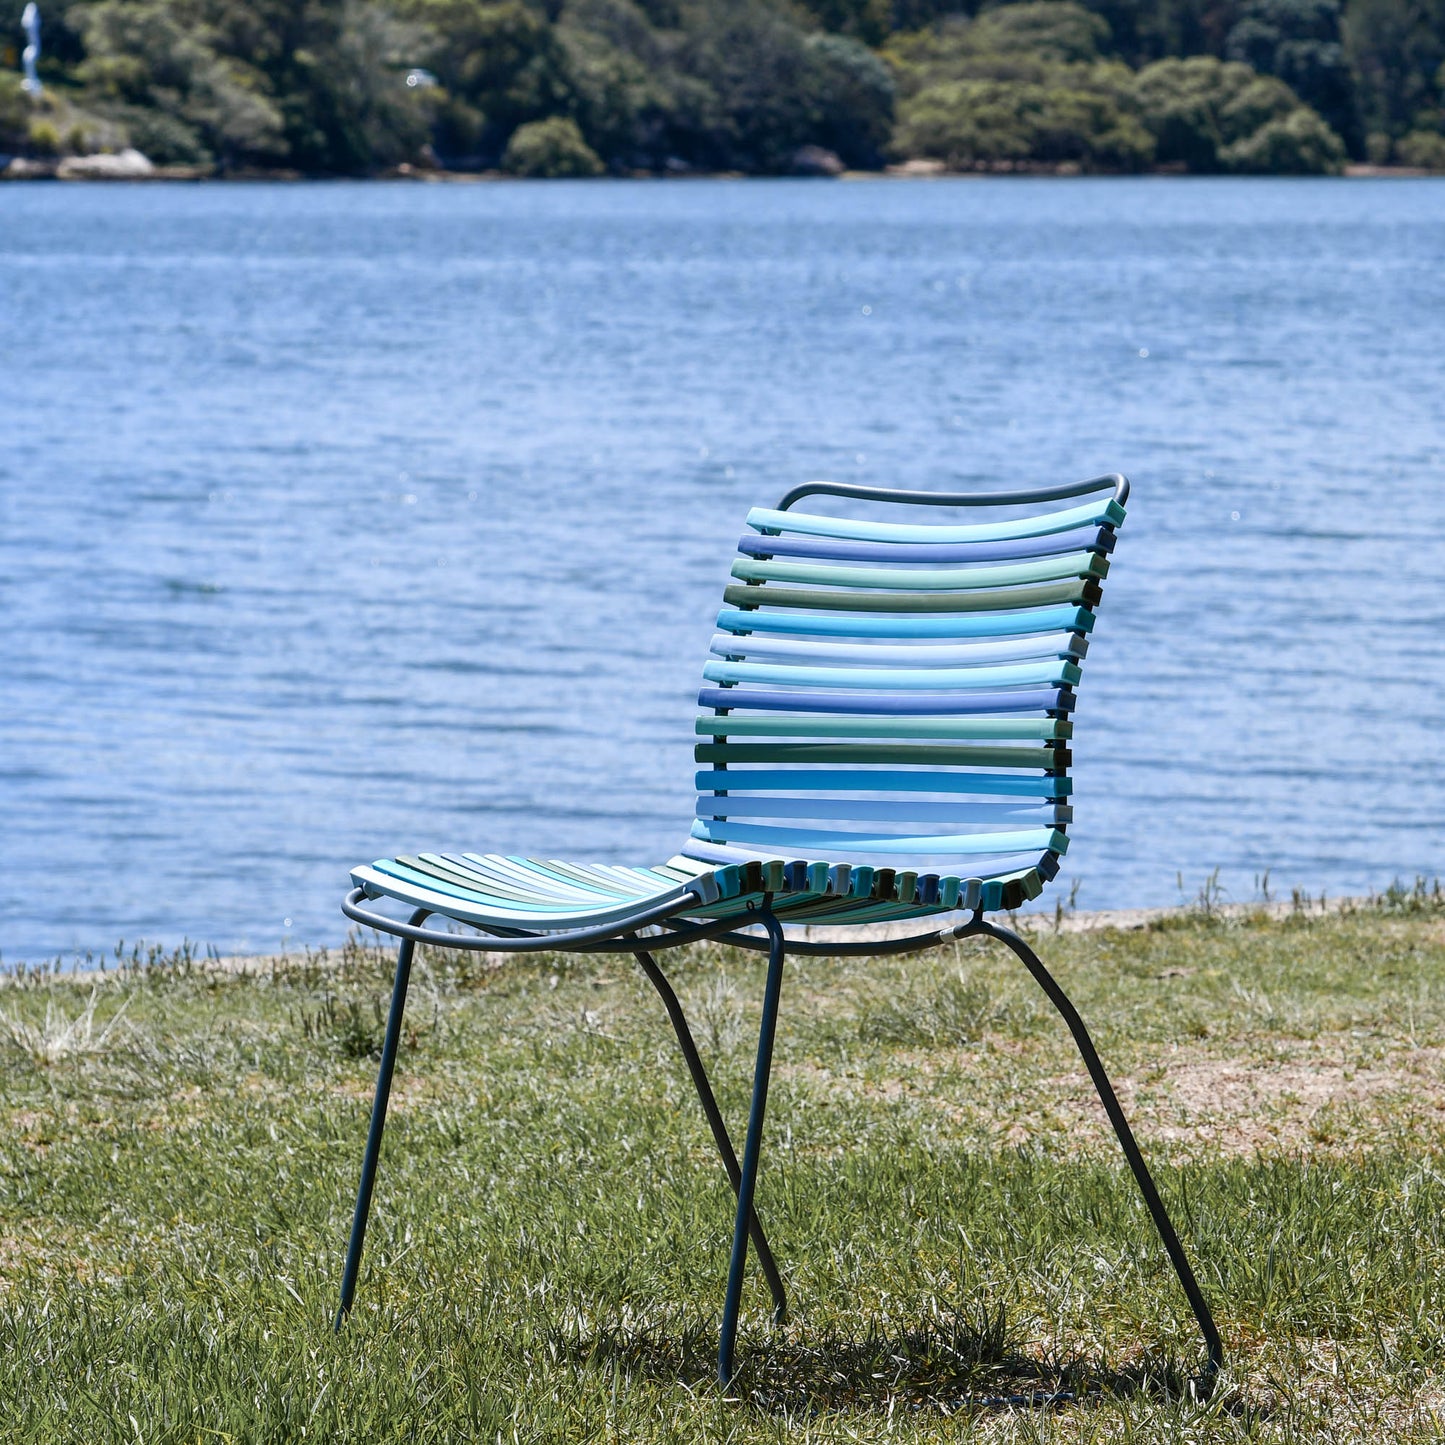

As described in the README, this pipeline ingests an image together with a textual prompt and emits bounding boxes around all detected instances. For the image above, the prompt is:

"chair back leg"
[975,916,1225,1391]
[718,911,787,1384]
[335,912,428,1329]
[633,949,788,1324]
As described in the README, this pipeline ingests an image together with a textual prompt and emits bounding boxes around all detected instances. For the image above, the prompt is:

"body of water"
[2,176,1442,960]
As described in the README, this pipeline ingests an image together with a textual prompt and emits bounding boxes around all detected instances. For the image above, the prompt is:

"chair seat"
[351,847,1050,934]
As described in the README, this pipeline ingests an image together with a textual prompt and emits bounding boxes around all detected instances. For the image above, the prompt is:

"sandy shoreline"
[3,162,1437,183]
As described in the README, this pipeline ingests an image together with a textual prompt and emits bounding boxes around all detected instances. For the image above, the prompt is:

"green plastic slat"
[722,578,1102,614]
[729,551,1108,592]
[694,717,1071,740]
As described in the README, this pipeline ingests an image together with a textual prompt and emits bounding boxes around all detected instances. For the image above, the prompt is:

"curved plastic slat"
[708,631,1084,667]
[736,528,1113,565]
[372,858,607,911]
[714,605,1094,639]
[695,717,1068,739]
[722,579,1101,614]
[448,854,629,901]
[702,659,1080,691]
[694,797,1070,825]
[694,769,1072,796]
[697,686,1071,714]
[352,862,700,929]
[695,742,1066,768]
[747,497,1124,544]
[730,552,1106,592]
[690,820,1066,855]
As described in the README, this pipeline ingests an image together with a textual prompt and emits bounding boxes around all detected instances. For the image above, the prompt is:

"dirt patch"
[1017,1047,1445,1156]
[775,1041,1445,1158]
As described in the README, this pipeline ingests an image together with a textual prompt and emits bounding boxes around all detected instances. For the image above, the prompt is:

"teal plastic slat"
[689,820,1067,855]
[714,605,1094,638]
[693,769,1072,795]
[702,659,1080,690]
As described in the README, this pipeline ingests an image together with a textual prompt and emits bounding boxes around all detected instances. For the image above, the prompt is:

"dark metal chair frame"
[333,478,1224,1394]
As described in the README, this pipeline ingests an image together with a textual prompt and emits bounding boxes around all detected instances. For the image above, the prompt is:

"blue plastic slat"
[708,631,1084,667]
[689,819,1067,855]
[736,528,1113,565]
[694,769,1072,796]
[702,659,1080,690]
[714,605,1094,639]
[693,796,1070,824]
[697,686,1072,714]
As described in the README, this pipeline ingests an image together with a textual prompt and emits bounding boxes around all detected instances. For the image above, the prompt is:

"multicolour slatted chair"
[335,474,1223,1391]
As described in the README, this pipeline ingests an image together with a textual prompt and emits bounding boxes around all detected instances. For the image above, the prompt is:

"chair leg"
[718,912,787,1385]
[334,912,427,1330]
[632,949,788,1325]
[975,916,1225,1388]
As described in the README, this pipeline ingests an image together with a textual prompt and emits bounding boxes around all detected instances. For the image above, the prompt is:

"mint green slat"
[694,769,1072,795]
[702,659,1080,690]
[499,858,640,897]
[694,742,1066,767]
[722,578,1099,613]
[449,854,620,901]
[369,859,607,914]
[694,717,1070,739]
[400,856,540,903]
[353,863,695,929]
[729,551,1107,592]
[690,820,1068,855]
[747,497,1123,544]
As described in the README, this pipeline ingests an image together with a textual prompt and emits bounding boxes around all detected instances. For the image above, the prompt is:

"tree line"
[1,0,1441,176]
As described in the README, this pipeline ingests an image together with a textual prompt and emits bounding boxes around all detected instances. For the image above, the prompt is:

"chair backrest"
[681,475,1127,917]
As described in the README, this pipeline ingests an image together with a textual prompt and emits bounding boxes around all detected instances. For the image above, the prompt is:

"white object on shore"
[21,2,41,95]
[57,148,156,179]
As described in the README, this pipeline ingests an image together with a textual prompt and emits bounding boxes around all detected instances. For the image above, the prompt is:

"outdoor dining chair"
[335,473,1223,1391]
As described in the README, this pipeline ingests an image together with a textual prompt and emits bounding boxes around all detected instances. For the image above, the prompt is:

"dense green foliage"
[3,895,1445,1438]
[0,0,1441,175]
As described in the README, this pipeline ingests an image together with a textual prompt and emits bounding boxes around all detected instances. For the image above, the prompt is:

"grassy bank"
[4,888,1445,1440]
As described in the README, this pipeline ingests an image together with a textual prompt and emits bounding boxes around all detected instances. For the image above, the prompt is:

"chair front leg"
[718,910,787,1385]
[632,949,788,1325]
[974,915,1225,1390]
[335,908,429,1329]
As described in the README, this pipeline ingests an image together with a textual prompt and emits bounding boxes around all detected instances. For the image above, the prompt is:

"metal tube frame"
[335,888,1221,1394]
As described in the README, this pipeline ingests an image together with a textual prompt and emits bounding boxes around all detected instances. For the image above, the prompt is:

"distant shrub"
[964,1,1112,64]
[503,116,604,176]
[1133,55,1344,172]
[0,72,28,152]
[1396,129,1445,170]
[114,104,213,166]
[1220,104,1346,172]
[804,32,896,168]
[893,77,1151,170]
[27,118,61,155]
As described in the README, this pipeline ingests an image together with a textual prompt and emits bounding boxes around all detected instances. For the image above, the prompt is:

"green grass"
[4,889,1445,1441]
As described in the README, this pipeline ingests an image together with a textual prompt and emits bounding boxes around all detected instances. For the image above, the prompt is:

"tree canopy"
[2,0,1441,173]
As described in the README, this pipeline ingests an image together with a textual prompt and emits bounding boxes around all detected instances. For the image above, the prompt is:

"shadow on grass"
[557,1306,1238,1420]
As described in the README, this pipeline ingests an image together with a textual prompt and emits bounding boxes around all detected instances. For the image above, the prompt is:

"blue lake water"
[2,176,1442,961]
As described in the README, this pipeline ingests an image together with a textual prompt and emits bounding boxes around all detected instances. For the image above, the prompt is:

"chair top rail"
[776,473,1129,512]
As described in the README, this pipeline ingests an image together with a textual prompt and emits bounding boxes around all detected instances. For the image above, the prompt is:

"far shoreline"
[2,160,1439,184]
